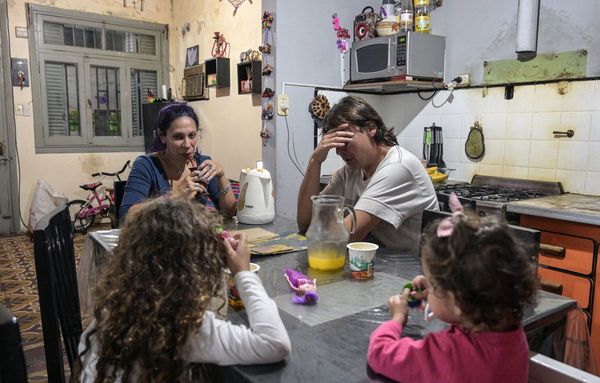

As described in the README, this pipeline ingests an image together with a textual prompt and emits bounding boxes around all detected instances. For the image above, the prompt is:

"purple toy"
[284,268,319,305]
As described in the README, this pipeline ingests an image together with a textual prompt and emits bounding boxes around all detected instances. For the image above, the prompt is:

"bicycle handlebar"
[91,160,131,180]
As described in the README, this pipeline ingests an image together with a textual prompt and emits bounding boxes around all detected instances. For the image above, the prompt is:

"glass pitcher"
[306,195,356,271]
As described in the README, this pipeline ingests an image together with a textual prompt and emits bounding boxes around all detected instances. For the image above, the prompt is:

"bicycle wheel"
[67,199,95,233]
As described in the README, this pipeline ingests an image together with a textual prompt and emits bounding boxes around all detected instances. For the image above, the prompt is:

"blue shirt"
[119,153,220,221]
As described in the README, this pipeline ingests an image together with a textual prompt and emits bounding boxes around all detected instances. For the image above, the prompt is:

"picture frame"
[185,45,199,68]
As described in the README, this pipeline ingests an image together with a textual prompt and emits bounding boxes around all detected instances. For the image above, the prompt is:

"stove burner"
[435,184,549,202]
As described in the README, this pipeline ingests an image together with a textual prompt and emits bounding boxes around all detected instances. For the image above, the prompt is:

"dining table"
[77,216,577,382]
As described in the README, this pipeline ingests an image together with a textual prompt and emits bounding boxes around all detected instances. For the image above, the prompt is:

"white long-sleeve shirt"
[78,271,291,381]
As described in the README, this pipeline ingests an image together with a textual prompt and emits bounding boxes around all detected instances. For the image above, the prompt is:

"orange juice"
[308,248,346,270]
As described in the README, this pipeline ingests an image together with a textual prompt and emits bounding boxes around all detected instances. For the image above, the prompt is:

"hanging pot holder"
[465,121,485,161]
[308,94,330,121]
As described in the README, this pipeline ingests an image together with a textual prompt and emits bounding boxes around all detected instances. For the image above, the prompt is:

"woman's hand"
[222,233,250,276]
[311,124,354,164]
[197,159,225,183]
[172,171,207,200]
[388,287,410,326]
[411,275,429,301]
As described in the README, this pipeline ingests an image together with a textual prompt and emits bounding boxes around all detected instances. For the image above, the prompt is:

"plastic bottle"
[398,0,414,32]
[380,0,396,21]
[414,0,430,34]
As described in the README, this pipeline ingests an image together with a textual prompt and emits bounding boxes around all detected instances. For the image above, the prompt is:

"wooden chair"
[33,204,83,383]
[0,304,28,382]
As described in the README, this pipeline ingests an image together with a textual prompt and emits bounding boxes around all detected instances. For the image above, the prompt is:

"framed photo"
[185,45,199,68]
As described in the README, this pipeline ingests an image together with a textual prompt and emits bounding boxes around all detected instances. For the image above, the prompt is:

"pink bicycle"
[67,161,130,233]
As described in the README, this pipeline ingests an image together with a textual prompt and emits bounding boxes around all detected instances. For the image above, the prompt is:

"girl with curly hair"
[76,198,290,382]
[368,193,539,383]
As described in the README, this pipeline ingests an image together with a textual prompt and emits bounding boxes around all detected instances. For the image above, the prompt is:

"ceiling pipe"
[516,0,541,61]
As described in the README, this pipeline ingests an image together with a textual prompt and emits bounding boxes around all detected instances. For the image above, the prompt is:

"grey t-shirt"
[321,146,439,252]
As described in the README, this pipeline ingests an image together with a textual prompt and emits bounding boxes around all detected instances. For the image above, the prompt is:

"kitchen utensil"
[237,161,275,224]
[306,195,356,271]
[465,121,485,161]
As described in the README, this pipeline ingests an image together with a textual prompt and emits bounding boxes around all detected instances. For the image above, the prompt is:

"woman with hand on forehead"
[119,103,237,221]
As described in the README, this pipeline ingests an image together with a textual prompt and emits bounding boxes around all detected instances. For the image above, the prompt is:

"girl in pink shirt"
[368,193,538,383]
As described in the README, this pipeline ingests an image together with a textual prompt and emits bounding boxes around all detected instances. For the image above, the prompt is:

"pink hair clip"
[436,192,464,238]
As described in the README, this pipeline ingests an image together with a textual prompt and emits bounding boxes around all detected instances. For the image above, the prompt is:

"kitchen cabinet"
[508,193,600,370]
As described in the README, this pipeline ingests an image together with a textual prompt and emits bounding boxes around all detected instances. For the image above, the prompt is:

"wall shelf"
[343,78,446,94]
[204,57,230,88]
[237,60,262,94]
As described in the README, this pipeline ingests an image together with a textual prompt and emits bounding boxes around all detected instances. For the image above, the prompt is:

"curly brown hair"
[78,198,226,382]
[322,96,398,147]
[421,212,539,329]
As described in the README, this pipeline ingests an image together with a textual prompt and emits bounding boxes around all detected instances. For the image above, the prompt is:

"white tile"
[557,141,589,171]
[461,88,485,115]
[483,87,509,113]
[404,137,423,158]
[423,99,443,115]
[556,170,586,194]
[506,113,532,139]
[503,140,530,167]
[441,114,461,138]
[460,114,477,138]
[443,138,460,162]
[593,81,600,111]
[403,115,425,138]
[480,139,504,165]
[397,136,407,147]
[528,168,556,181]
[534,83,563,112]
[584,172,600,195]
[528,140,558,169]
[562,81,595,112]
[532,112,561,139]
[479,164,503,176]
[444,162,459,180]
[456,163,479,182]
[480,114,506,139]
[560,112,591,140]
[423,114,442,128]
[502,166,529,179]
[439,89,463,114]
[592,112,600,140]
[587,142,600,172]
[507,85,535,113]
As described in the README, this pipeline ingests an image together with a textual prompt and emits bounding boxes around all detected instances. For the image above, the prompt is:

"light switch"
[15,104,23,115]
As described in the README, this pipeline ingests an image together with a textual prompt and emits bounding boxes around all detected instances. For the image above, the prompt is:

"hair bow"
[436,192,464,238]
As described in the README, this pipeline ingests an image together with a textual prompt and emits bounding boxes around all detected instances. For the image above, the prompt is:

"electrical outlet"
[458,73,471,86]
[277,94,289,116]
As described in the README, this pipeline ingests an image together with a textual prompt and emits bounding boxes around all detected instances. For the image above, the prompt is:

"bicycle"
[67,160,131,233]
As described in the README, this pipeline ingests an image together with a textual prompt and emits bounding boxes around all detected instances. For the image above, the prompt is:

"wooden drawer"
[538,267,591,309]
[538,231,595,275]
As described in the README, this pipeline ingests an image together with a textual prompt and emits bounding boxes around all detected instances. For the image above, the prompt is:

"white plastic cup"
[347,242,379,279]
[225,262,260,308]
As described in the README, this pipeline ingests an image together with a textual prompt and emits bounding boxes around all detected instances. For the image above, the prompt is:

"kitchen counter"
[507,193,600,226]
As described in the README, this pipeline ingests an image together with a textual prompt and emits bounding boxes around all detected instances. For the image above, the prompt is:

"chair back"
[33,204,83,383]
[529,352,600,383]
[0,304,28,382]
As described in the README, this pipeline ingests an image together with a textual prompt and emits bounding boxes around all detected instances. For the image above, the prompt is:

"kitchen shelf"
[204,57,230,88]
[343,78,446,94]
[237,60,262,94]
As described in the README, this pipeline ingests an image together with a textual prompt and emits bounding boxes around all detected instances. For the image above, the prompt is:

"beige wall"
[170,0,262,180]
[6,0,262,229]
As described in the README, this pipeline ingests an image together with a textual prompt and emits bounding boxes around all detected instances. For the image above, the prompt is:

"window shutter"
[45,62,68,136]
[131,69,157,137]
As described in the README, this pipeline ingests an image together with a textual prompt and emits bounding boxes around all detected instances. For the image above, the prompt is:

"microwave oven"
[350,31,445,82]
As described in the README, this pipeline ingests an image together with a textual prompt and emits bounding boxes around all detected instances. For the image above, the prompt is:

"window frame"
[29,4,169,153]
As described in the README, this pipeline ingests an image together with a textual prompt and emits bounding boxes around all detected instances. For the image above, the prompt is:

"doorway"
[0,0,20,234]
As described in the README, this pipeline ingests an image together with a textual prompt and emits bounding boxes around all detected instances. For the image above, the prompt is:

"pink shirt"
[368,321,529,383]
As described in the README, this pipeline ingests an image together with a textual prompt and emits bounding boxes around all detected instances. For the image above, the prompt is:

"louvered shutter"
[45,62,68,136]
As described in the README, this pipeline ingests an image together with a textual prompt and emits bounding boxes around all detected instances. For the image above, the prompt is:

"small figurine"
[261,104,274,120]
[284,268,319,305]
[403,282,422,308]
[216,224,238,250]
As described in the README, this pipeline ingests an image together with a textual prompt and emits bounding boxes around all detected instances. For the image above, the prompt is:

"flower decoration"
[262,11,273,30]
[331,13,350,53]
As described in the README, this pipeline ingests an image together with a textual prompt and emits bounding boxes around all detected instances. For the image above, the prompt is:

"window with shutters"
[29,5,168,153]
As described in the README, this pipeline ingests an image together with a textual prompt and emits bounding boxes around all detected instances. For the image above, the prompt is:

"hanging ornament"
[262,11,273,30]
[260,126,272,146]
[331,13,350,54]
[262,104,274,120]
[309,94,331,121]
[262,64,274,76]
[220,0,252,16]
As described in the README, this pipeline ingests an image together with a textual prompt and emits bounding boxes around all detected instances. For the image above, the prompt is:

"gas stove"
[434,175,564,224]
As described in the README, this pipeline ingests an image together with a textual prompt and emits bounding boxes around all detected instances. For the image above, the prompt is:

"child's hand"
[222,233,250,276]
[387,287,410,326]
[411,275,429,301]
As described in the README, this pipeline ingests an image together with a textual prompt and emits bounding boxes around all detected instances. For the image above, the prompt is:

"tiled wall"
[382,80,600,195]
